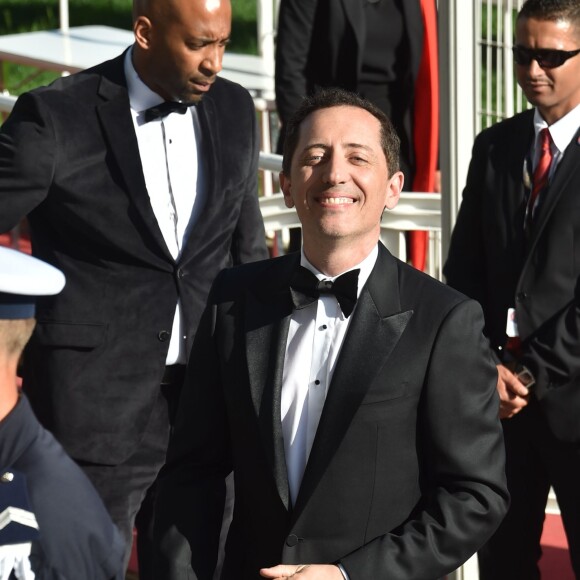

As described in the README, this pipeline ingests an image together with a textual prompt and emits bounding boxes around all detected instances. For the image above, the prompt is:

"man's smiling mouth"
[321,197,355,205]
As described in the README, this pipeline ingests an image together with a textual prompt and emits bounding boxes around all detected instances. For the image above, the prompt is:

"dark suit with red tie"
[444,108,580,578]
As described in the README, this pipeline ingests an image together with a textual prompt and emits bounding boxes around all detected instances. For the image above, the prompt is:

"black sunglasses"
[512,45,580,68]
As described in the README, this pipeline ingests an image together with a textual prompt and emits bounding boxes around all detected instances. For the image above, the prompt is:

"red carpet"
[128,530,138,574]
[0,231,30,254]
[540,513,574,579]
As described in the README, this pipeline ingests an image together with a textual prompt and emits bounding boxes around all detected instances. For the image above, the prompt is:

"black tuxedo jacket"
[444,109,580,442]
[0,52,268,464]
[275,0,423,171]
[155,244,508,580]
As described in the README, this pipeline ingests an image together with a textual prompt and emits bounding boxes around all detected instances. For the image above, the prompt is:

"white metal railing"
[54,0,277,78]
[439,0,476,257]
[476,0,528,132]
[0,93,17,113]
[0,93,443,276]
[0,89,442,277]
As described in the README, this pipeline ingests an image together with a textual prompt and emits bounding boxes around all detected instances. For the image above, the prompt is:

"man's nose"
[322,155,348,184]
[527,57,545,76]
[201,45,224,75]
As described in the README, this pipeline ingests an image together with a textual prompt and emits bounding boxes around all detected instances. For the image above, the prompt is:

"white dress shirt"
[124,49,207,364]
[532,103,580,182]
[281,245,378,506]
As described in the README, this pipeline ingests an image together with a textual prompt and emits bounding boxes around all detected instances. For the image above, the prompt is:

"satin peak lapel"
[245,258,298,511]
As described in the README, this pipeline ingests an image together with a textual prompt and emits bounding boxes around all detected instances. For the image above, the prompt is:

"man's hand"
[260,564,343,579]
[496,363,530,419]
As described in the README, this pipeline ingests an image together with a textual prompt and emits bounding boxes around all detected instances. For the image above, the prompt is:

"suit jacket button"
[158,330,171,342]
[286,534,300,547]
[176,268,186,279]
[516,292,528,302]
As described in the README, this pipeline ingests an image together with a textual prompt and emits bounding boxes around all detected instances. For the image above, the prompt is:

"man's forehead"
[298,106,382,144]
[516,15,578,37]
[302,105,379,125]
[167,0,231,27]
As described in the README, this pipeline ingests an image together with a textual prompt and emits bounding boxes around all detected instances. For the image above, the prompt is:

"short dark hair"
[281,87,401,176]
[517,0,580,26]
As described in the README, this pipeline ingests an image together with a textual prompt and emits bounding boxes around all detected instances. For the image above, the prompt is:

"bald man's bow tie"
[142,101,193,123]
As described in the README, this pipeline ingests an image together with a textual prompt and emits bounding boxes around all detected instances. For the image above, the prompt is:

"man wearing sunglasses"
[444,0,580,578]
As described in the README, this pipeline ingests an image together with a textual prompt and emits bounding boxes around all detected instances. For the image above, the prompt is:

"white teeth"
[324,197,354,204]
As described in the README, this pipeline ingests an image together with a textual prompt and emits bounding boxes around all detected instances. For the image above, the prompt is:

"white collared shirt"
[124,49,207,364]
[532,103,580,181]
[281,245,378,506]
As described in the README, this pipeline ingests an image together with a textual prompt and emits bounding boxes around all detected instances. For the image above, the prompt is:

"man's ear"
[134,16,152,50]
[384,170,404,210]
[280,172,294,208]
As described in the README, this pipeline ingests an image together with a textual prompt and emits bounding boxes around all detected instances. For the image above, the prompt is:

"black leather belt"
[161,364,186,386]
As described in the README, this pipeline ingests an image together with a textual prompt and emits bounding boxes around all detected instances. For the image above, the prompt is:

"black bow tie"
[143,101,193,123]
[289,266,360,318]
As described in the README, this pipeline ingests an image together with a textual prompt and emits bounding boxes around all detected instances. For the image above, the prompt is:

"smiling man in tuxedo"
[154,88,508,580]
[0,0,267,575]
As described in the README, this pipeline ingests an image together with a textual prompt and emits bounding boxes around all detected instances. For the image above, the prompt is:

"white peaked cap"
[0,247,65,319]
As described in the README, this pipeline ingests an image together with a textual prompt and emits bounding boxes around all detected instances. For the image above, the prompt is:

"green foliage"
[230,0,258,54]
[0,0,257,94]
[1,2,59,34]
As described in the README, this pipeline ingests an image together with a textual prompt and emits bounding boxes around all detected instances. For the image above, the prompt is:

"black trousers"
[478,398,580,579]
[78,366,185,579]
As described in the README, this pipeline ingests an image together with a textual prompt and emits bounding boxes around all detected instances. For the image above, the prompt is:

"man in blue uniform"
[0,246,124,579]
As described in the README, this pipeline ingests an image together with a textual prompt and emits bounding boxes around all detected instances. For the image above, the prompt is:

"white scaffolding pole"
[439,0,476,262]
[59,0,69,33]
[256,0,277,78]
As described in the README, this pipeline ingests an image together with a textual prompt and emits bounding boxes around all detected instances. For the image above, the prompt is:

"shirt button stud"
[158,330,171,342]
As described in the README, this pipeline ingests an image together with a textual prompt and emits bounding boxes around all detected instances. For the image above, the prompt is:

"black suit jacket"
[275,0,423,174]
[155,244,508,580]
[0,395,124,579]
[0,52,268,464]
[444,109,580,442]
